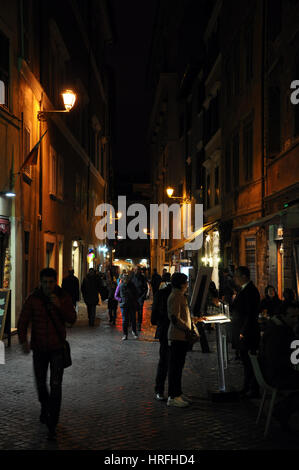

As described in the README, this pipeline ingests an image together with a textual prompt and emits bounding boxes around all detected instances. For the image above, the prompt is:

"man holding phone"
[18,268,76,440]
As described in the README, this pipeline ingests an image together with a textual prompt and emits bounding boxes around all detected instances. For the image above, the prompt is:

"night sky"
[108,0,158,187]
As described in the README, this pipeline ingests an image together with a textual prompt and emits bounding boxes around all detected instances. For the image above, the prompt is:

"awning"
[167,222,217,253]
[232,210,284,231]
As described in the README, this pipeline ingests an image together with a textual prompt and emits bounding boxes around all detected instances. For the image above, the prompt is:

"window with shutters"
[0,31,9,107]
[49,147,64,200]
[245,237,256,285]
[243,117,254,181]
[23,126,32,178]
[232,131,239,187]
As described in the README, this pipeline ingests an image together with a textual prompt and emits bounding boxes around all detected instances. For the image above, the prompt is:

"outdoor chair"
[248,353,278,437]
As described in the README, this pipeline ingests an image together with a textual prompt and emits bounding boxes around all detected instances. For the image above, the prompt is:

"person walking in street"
[151,272,172,401]
[231,266,261,398]
[108,277,118,325]
[62,268,80,309]
[81,268,101,327]
[151,268,162,297]
[115,273,139,340]
[131,266,148,330]
[167,273,199,408]
[18,268,77,441]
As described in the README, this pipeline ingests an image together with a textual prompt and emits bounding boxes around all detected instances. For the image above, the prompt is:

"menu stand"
[201,315,239,402]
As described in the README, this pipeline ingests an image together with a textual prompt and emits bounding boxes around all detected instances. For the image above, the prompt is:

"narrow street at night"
[1,0,299,459]
[1,300,299,451]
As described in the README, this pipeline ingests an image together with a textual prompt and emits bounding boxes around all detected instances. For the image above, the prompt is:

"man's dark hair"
[283,288,295,303]
[171,272,188,289]
[162,272,171,282]
[280,301,299,316]
[40,267,57,280]
[236,266,250,279]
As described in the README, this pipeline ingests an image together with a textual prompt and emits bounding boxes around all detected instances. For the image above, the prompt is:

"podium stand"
[201,315,239,402]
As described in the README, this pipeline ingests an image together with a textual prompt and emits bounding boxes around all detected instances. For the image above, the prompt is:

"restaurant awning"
[167,222,217,253]
[232,210,285,231]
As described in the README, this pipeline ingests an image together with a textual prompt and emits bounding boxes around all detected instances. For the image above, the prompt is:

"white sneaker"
[155,393,165,401]
[181,395,192,404]
[167,396,189,408]
[132,332,138,339]
[122,335,128,341]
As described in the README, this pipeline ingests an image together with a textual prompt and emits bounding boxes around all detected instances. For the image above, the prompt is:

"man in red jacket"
[18,268,76,440]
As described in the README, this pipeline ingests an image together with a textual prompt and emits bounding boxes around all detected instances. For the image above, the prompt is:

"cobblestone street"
[0,299,299,451]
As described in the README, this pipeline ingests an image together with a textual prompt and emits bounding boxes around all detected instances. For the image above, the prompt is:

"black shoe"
[245,390,260,399]
[47,428,57,441]
[40,411,48,424]
[273,408,292,432]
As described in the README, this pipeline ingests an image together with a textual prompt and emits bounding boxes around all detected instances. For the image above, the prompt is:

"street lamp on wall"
[166,187,190,203]
[38,89,77,121]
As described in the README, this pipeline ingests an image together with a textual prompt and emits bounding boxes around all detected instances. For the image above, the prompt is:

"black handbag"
[45,302,72,369]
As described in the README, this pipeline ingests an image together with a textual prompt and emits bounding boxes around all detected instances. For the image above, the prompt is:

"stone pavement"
[0,299,299,451]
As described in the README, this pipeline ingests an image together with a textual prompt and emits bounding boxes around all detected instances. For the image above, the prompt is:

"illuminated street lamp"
[166,187,190,203]
[38,89,77,120]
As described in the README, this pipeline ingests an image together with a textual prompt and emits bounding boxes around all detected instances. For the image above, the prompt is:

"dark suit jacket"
[231,281,260,350]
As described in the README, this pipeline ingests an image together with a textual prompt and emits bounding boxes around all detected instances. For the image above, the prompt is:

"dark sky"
[107,0,158,186]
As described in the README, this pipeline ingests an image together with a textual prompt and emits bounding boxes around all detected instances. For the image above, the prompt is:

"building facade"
[0,0,114,327]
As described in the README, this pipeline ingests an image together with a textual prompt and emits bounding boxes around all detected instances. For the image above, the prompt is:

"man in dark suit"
[232,266,261,398]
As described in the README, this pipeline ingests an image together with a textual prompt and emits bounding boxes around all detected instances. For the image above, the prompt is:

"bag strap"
[43,300,65,343]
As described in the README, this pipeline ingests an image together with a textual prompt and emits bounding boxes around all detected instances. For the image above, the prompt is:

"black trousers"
[33,349,64,429]
[155,337,169,395]
[168,340,189,399]
[240,348,259,393]
[87,304,96,326]
[137,302,144,326]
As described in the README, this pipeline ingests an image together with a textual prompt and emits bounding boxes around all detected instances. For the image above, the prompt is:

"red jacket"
[18,286,77,352]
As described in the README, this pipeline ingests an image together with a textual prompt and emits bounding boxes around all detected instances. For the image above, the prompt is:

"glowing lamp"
[62,90,76,111]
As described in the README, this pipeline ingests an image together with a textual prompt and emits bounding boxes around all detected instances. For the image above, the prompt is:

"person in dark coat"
[231,266,261,398]
[131,266,148,330]
[151,269,162,296]
[81,268,101,327]
[151,273,172,400]
[18,268,77,441]
[259,302,299,431]
[108,278,118,325]
[62,269,80,307]
[260,285,282,318]
[115,273,139,340]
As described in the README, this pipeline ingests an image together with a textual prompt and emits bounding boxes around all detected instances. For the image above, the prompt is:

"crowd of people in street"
[16,261,299,441]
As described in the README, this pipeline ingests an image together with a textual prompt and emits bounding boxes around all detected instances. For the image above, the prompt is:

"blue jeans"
[121,307,137,335]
